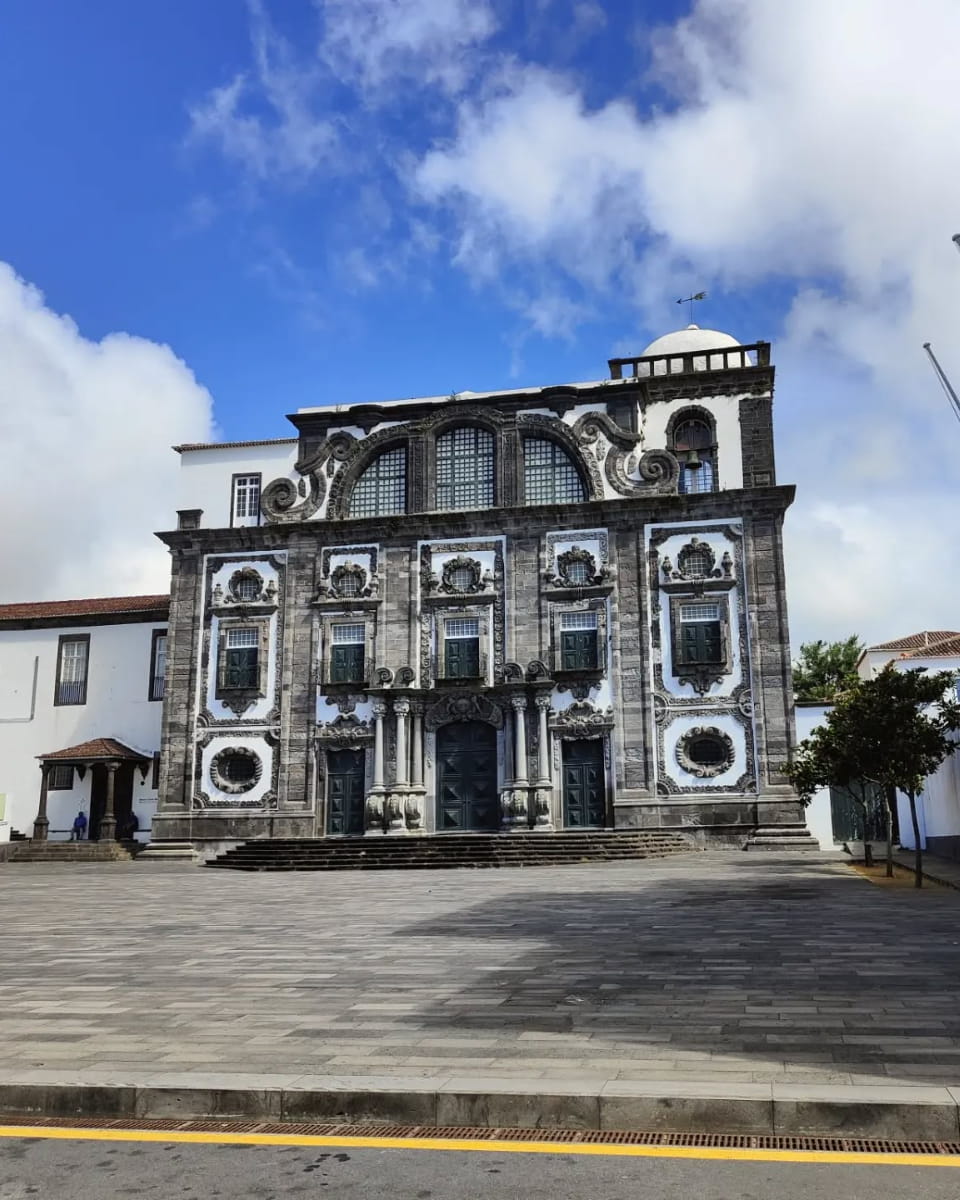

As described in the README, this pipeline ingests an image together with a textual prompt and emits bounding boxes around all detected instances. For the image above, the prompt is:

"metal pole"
[923,342,960,427]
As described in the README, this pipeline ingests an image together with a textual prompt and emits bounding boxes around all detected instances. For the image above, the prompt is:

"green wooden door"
[437,721,499,831]
[327,749,366,836]
[562,740,606,828]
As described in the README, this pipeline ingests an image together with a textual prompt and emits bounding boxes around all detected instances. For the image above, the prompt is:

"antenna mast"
[923,342,960,428]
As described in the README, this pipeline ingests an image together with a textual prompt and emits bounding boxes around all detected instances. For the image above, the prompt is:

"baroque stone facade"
[153,324,803,850]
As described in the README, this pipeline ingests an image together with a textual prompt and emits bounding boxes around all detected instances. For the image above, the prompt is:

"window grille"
[681,550,713,577]
[436,427,494,512]
[349,448,406,518]
[561,611,598,630]
[49,764,74,790]
[232,475,261,523]
[680,603,721,622]
[563,559,591,585]
[523,438,585,505]
[679,457,716,495]
[448,565,476,591]
[445,618,479,638]
[332,623,365,643]
[226,627,259,647]
[235,576,260,601]
[337,572,361,597]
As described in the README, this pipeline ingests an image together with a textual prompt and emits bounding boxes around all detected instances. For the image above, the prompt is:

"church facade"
[152,326,802,852]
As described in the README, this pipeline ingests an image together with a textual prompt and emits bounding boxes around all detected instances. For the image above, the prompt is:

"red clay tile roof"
[899,633,960,659]
[38,738,150,762]
[174,437,297,453]
[867,631,960,652]
[0,595,169,622]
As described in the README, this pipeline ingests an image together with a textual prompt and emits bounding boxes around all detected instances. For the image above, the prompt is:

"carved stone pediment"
[424,693,505,731]
[549,699,614,740]
[317,713,374,748]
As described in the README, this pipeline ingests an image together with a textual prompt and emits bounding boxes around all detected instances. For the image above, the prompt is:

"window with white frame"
[149,630,167,701]
[436,426,494,512]
[677,601,723,665]
[220,627,260,689]
[232,474,262,526]
[559,611,599,671]
[443,617,481,679]
[330,622,366,683]
[55,636,89,706]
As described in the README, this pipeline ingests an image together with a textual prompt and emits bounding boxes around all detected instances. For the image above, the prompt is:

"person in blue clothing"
[70,810,87,841]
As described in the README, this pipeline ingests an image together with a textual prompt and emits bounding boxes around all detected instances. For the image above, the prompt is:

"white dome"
[635,324,751,376]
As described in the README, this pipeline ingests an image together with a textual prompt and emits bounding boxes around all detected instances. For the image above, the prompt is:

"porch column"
[393,698,410,787]
[100,761,120,842]
[410,702,424,789]
[32,762,52,841]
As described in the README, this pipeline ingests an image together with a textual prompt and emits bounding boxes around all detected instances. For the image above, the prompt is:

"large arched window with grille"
[348,446,407,518]
[522,438,586,505]
[671,414,717,495]
[436,426,494,512]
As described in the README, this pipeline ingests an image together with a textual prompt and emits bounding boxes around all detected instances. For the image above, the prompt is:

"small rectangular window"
[560,612,598,631]
[679,602,721,622]
[149,630,167,701]
[55,635,89,706]
[330,623,366,683]
[48,764,74,790]
[444,618,481,679]
[221,626,260,688]
[559,617,599,671]
[231,474,262,527]
[677,603,724,666]
[151,751,161,790]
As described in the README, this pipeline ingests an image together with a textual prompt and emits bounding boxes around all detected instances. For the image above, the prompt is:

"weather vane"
[676,291,707,323]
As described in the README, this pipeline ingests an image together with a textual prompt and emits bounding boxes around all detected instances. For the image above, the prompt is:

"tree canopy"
[786,664,960,885]
[792,636,864,702]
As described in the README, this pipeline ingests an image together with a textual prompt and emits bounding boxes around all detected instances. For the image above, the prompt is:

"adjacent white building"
[0,596,168,842]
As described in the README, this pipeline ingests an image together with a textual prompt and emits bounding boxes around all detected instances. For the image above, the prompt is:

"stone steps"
[5,840,135,863]
[205,830,694,871]
[746,823,820,852]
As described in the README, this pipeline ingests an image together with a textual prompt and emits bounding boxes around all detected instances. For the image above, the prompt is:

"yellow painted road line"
[1,1125,959,1168]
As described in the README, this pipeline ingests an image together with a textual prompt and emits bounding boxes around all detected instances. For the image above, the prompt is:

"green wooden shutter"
[561,630,598,670]
[225,648,258,688]
[445,638,479,679]
[331,644,364,683]
[680,622,722,665]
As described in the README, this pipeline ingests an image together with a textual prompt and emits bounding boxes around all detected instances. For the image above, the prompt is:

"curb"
[1,1079,959,1140]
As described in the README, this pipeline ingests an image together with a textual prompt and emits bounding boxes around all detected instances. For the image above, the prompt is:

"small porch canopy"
[34,738,150,841]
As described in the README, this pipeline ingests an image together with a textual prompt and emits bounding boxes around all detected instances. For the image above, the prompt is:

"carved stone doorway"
[326,749,366,836]
[561,740,606,829]
[436,721,499,832]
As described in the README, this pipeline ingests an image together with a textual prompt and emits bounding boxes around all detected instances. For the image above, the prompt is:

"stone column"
[366,701,387,834]
[533,693,555,830]
[100,761,120,842]
[386,698,409,834]
[503,694,530,831]
[32,762,52,841]
[406,700,425,832]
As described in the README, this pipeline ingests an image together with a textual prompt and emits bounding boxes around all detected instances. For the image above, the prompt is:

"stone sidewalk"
[2,851,960,1134]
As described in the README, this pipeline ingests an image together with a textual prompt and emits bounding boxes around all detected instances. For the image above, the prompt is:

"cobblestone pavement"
[1,852,959,1091]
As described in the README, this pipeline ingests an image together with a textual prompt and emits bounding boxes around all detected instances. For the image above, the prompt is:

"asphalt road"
[1,1132,959,1200]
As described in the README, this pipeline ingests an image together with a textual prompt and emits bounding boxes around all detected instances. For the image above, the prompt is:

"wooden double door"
[436,721,500,832]
[326,749,366,836]
[562,740,607,829]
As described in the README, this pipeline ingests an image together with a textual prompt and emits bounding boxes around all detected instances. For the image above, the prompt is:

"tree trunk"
[907,789,923,888]
[883,790,894,878]
[858,801,873,867]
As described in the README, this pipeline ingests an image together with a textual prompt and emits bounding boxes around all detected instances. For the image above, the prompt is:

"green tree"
[786,665,960,886]
[792,636,864,702]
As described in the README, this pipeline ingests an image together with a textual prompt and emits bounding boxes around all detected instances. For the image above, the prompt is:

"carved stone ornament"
[439,555,486,594]
[677,663,727,697]
[550,546,603,588]
[549,699,614,740]
[317,713,374,748]
[209,745,263,795]
[330,562,368,597]
[502,661,524,683]
[526,659,551,681]
[424,693,505,731]
[571,411,679,497]
[675,726,735,779]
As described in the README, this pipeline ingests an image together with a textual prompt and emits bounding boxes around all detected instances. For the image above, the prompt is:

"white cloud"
[414,0,960,645]
[320,0,496,94]
[0,264,214,603]
[189,0,335,181]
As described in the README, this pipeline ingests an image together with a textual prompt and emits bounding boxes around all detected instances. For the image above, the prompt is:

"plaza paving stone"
[1,851,960,1092]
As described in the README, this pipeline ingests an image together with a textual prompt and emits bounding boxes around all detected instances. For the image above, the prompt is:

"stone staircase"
[205,830,695,872]
[746,823,820,851]
[4,840,138,863]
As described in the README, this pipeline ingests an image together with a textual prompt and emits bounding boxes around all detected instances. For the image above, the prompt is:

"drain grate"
[1,1116,959,1156]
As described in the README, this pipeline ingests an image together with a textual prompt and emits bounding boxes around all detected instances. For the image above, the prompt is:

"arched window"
[436,426,494,512]
[523,438,585,505]
[348,447,407,518]
[671,415,717,496]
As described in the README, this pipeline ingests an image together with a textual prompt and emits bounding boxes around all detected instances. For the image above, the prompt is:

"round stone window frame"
[228,569,264,604]
[331,562,367,598]
[210,746,264,795]
[675,725,735,780]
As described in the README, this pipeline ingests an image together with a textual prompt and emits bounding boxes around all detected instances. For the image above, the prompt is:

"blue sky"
[1,0,959,648]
